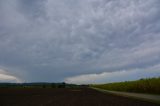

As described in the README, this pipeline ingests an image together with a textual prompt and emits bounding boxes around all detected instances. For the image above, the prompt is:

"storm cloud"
[0,0,160,83]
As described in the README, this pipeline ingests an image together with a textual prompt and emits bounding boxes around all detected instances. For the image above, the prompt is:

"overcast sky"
[0,0,160,84]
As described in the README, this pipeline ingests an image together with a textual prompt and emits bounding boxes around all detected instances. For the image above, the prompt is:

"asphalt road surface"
[0,88,159,106]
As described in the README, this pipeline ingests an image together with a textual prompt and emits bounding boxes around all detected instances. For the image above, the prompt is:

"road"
[92,88,160,104]
[0,88,159,106]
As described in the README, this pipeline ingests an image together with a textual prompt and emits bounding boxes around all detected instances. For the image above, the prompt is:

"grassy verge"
[91,77,160,95]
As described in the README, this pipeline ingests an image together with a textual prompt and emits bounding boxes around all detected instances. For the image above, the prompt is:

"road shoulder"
[91,87,160,105]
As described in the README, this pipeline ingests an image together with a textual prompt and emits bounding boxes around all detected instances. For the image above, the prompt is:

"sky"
[0,0,160,84]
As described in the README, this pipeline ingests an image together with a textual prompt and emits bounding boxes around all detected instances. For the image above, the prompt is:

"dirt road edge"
[90,87,160,105]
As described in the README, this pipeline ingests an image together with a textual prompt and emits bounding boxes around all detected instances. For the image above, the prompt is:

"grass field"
[91,77,160,94]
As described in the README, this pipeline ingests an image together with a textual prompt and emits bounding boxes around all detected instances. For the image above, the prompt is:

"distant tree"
[42,84,46,88]
[51,83,56,88]
[58,82,66,88]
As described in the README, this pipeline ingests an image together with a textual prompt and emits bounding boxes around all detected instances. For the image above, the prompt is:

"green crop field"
[91,77,160,94]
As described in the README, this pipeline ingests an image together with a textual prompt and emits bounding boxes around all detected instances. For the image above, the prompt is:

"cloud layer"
[0,0,160,83]
[0,69,21,83]
[65,65,160,84]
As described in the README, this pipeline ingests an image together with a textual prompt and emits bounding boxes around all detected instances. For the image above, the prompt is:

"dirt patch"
[70,90,82,92]
[0,88,159,106]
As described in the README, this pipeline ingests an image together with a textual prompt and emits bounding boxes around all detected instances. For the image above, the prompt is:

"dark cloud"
[0,0,160,83]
